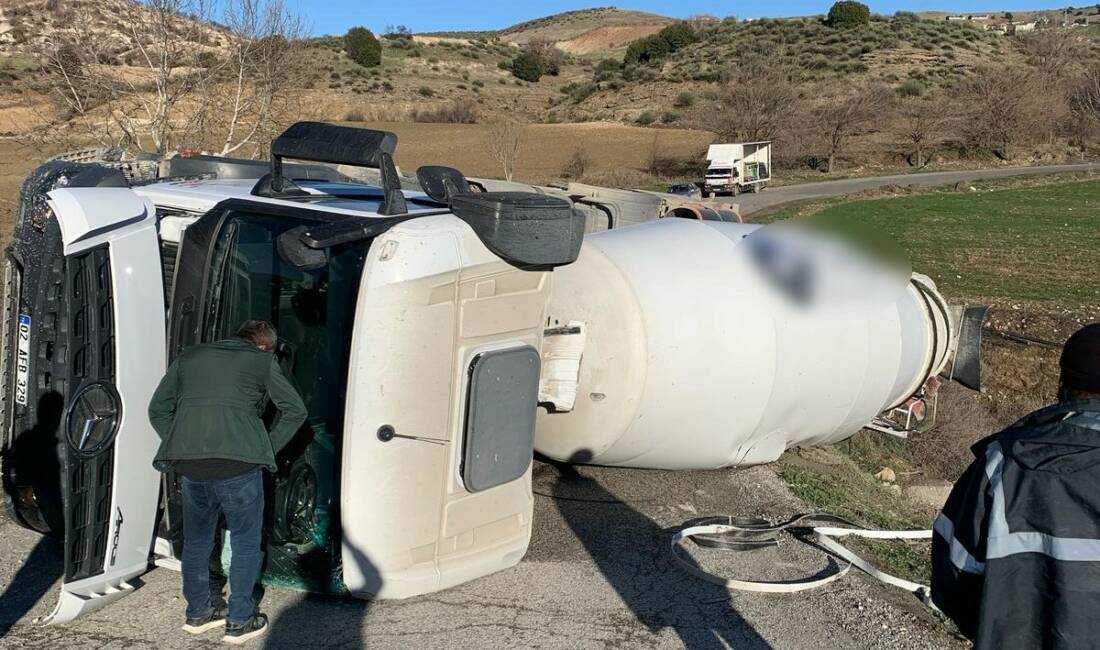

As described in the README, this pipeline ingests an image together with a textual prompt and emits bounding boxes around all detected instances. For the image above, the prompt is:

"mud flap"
[950,304,989,391]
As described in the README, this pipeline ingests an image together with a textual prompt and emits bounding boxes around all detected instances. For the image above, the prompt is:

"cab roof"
[133,177,443,218]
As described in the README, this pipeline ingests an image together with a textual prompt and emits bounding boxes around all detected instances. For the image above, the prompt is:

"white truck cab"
[0,123,985,625]
[703,142,772,197]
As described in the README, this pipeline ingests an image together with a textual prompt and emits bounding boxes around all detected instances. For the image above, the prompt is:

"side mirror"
[416,165,470,203]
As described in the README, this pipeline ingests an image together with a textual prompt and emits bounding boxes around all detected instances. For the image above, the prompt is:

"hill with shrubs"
[2,2,1100,182]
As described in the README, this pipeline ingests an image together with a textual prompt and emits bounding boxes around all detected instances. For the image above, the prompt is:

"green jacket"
[149,338,307,472]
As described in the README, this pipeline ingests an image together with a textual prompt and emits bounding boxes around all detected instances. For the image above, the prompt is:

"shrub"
[635,110,657,125]
[345,27,382,67]
[624,21,698,65]
[195,51,219,68]
[661,110,681,124]
[522,40,565,76]
[596,58,621,72]
[417,86,434,97]
[562,148,592,178]
[510,52,542,82]
[345,110,366,122]
[412,98,478,123]
[826,1,871,28]
[673,91,695,108]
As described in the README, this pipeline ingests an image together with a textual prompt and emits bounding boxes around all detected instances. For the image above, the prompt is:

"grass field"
[765,179,1100,306]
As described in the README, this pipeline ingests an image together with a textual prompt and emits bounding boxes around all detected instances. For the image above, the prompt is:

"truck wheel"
[272,460,318,545]
[1,161,126,534]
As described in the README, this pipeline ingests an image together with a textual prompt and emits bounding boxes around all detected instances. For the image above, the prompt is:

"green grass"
[763,180,1100,306]
[779,450,933,583]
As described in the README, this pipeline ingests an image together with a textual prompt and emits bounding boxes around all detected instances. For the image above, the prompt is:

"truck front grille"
[63,247,117,582]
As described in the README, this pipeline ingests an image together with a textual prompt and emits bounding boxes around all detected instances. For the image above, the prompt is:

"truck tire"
[272,460,318,545]
[1,161,127,534]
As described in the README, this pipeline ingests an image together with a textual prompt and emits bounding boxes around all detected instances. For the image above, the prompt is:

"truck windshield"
[205,212,371,592]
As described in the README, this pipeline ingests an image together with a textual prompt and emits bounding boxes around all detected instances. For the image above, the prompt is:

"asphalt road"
[0,462,964,649]
[736,162,1100,216]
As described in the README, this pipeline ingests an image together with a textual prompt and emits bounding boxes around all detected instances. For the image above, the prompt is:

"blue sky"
[290,1,1071,35]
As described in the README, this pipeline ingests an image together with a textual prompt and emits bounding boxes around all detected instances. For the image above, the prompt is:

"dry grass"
[361,121,712,185]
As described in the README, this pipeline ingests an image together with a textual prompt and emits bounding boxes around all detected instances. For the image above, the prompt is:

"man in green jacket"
[149,320,306,645]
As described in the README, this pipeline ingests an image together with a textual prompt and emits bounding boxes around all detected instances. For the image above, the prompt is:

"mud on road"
[1,462,963,649]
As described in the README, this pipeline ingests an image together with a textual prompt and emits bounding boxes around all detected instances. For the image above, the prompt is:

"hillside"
[561,15,1023,122]
[422,8,672,55]
[0,0,232,56]
[1,3,1099,186]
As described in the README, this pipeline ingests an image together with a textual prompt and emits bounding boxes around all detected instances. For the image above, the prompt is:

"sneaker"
[182,605,227,634]
[222,613,269,645]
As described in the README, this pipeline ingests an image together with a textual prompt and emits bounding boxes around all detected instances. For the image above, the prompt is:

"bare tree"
[488,120,523,181]
[964,65,1048,160]
[700,60,800,143]
[1015,31,1089,79]
[894,94,951,168]
[191,0,307,156]
[40,0,220,152]
[38,0,304,155]
[1070,68,1100,149]
[1072,68,1100,122]
[813,83,890,173]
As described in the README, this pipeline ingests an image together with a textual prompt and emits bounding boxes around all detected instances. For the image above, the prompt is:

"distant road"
[737,162,1100,216]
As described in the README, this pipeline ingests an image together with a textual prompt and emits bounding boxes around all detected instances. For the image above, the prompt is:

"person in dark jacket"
[932,322,1100,650]
[149,320,306,645]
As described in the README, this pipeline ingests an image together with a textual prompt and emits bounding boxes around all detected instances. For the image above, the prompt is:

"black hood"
[993,400,1100,474]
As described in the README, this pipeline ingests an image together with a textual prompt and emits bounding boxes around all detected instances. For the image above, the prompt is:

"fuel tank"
[535,218,952,470]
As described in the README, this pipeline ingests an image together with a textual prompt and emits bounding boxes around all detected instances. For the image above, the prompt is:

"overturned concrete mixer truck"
[0,123,984,624]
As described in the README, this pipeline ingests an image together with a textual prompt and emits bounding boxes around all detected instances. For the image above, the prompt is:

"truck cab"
[702,141,772,197]
[0,123,583,622]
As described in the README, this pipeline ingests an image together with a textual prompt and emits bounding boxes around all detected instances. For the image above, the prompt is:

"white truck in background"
[703,142,771,197]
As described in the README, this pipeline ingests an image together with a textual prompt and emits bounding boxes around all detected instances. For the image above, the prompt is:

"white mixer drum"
[536,218,952,470]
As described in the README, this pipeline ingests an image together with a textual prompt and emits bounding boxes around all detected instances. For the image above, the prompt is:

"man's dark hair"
[237,320,277,351]
[1059,323,1100,402]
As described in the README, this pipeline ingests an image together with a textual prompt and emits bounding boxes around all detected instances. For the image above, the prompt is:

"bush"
[522,40,565,76]
[827,1,871,28]
[345,27,382,67]
[673,91,695,108]
[510,52,542,82]
[345,110,366,122]
[624,21,698,65]
[417,86,434,97]
[412,98,478,123]
[661,110,681,124]
[562,148,592,178]
[635,110,657,125]
[596,58,621,72]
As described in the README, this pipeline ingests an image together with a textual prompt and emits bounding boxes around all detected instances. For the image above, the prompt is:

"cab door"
[39,187,166,624]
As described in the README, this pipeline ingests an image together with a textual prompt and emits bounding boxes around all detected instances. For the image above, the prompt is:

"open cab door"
[29,186,166,623]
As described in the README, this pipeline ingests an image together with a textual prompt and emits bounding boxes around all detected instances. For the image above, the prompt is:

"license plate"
[15,314,30,407]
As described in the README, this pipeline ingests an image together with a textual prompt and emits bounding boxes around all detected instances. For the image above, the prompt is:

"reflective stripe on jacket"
[931,400,1100,649]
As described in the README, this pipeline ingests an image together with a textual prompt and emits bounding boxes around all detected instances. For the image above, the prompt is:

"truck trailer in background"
[703,142,771,197]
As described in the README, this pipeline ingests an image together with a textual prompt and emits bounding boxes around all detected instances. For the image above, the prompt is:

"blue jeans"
[181,468,264,625]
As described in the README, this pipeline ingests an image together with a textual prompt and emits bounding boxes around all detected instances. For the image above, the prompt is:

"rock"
[874,467,896,483]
